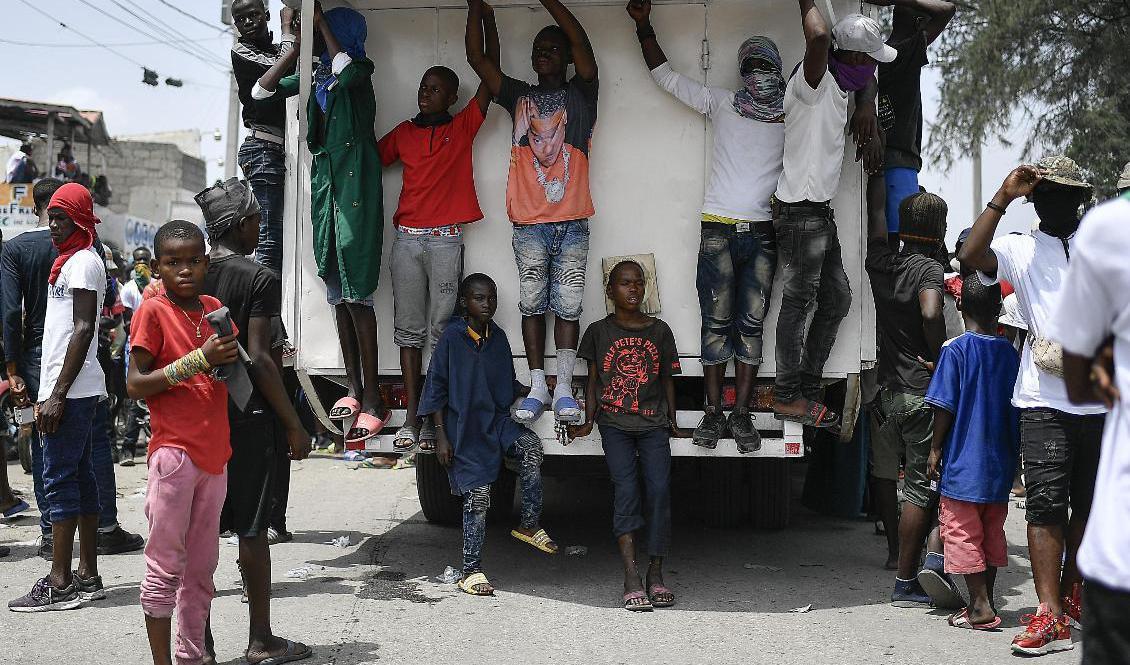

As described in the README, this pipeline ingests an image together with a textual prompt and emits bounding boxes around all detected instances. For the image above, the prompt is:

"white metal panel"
[288,0,876,377]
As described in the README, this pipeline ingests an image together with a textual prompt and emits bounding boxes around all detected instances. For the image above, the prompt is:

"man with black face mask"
[959,155,1106,657]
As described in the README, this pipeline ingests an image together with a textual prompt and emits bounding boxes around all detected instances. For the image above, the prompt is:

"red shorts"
[939,497,1009,575]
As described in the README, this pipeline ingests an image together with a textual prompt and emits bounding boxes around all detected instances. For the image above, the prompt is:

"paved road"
[0,456,1080,664]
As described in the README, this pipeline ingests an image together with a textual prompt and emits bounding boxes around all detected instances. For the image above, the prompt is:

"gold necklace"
[164,294,205,338]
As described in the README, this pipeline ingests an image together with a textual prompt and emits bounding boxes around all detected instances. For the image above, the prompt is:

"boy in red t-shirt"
[126,221,239,665]
[376,3,499,453]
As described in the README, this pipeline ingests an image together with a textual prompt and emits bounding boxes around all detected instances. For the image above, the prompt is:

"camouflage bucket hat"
[1117,161,1130,191]
[1036,155,1092,191]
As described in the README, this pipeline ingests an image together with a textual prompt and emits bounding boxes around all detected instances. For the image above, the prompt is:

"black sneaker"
[37,535,53,560]
[267,527,293,545]
[97,526,145,555]
[8,576,82,612]
[692,408,727,449]
[728,411,762,454]
[73,571,106,601]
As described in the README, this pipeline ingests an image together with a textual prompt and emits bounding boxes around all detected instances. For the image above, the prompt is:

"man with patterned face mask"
[959,156,1105,656]
[626,0,784,453]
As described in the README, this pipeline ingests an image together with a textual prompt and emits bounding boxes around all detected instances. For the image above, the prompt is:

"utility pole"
[972,136,983,220]
[222,0,239,179]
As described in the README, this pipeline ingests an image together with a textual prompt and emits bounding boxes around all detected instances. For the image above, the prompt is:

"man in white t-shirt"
[771,4,894,430]
[8,183,108,613]
[959,156,1106,656]
[1051,193,1130,665]
[627,0,785,452]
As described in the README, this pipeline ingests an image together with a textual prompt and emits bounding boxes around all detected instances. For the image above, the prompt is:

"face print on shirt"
[515,97,568,169]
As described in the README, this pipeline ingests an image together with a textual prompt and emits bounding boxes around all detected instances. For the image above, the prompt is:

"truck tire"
[748,458,791,530]
[415,454,462,526]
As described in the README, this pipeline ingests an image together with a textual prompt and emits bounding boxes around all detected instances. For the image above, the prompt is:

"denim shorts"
[696,221,777,366]
[512,219,589,320]
[1020,408,1104,526]
[323,252,374,307]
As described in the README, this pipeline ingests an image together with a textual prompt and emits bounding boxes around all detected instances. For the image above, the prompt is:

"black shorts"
[219,409,279,538]
[1020,408,1104,526]
[1082,579,1130,665]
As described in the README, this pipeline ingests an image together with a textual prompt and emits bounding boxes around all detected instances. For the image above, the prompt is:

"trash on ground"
[285,564,325,580]
[743,563,782,572]
[436,566,460,584]
[789,604,813,613]
[565,545,588,556]
[224,535,239,546]
[326,535,351,548]
[342,450,366,462]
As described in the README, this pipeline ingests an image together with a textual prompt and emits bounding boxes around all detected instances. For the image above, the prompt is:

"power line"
[114,0,230,69]
[0,36,229,48]
[16,0,144,68]
[72,0,230,73]
[154,0,231,36]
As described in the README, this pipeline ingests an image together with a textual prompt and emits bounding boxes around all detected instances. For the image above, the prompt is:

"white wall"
[288,0,876,378]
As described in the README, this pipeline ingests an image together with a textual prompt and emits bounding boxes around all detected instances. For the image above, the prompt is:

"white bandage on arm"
[251,81,273,100]
[331,51,352,75]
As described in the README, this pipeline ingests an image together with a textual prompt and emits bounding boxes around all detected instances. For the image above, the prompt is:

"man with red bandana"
[9,183,109,612]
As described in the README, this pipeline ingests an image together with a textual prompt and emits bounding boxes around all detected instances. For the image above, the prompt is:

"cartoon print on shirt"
[600,336,661,416]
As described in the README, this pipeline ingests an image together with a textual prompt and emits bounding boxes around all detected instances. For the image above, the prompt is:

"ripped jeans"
[462,429,544,574]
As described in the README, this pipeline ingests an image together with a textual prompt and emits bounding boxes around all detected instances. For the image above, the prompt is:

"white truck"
[281,0,876,529]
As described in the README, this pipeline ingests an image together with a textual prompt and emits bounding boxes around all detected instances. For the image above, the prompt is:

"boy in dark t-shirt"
[196,178,313,664]
[466,0,598,426]
[871,0,955,239]
[571,261,687,612]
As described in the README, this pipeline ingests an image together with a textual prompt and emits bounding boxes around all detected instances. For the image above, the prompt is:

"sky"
[2,0,1038,246]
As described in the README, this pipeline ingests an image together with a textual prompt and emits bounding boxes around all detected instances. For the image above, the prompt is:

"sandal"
[345,412,388,445]
[552,395,582,424]
[773,399,841,430]
[393,425,418,452]
[623,590,653,612]
[329,397,360,420]
[510,528,559,554]
[1,499,29,519]
[418,419,437,452]
[948,607,1002,630]
[648,583,676,608]
[514,396,548,423]
[458,572,494,596]
[245,638,312,664]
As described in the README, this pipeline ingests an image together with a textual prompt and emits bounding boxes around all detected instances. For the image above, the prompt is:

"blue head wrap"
[314,7,368,112]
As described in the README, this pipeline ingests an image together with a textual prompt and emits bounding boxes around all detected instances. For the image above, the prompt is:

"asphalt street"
[0,455,1080,664]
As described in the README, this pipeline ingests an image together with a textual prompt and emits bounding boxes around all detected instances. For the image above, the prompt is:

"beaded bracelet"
[163,348,213,386]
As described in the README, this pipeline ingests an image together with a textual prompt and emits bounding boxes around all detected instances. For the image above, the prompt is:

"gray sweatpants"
[391,230,464,348]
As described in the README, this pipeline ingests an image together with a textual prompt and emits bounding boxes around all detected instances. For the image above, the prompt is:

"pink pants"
[141,447,227,665]
[939,496,1008,575]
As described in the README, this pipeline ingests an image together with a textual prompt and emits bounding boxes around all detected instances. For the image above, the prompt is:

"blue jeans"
[884,167,919,234]
[598,425,672,557]
[31,382,117,532]
[696,221,777,366]
[41,396,100,524]
[238,137,286,274]
[512,220,589,321]
[772,202,852,403]
[461,430,544,574]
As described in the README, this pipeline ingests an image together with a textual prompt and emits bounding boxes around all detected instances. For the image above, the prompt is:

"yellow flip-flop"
[510,528,558,554]
[457,572,494,596]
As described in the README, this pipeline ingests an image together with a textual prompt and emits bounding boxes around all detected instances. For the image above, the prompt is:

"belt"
[702,220,771,233]
[249,130,284,145]
[773,198,831,211]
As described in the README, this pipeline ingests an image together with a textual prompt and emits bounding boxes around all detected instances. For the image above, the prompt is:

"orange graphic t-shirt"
[495,75,598,225]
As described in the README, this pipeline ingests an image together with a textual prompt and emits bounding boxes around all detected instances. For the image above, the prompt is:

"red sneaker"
[1063,585,1083,629]
[1011,606,1073,656]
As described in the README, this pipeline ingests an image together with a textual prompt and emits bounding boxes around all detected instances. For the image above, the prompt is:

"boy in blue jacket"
[418,274,558,596]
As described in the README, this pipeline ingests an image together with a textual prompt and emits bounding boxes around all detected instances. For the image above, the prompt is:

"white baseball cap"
[832,14,897,63]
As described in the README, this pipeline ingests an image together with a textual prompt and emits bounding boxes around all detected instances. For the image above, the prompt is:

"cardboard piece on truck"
[601,253,661,316]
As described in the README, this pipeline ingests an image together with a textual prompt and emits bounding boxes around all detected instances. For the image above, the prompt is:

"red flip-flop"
[346,411,388,445]
[329,396,360,420]
[948,607,1002,630]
